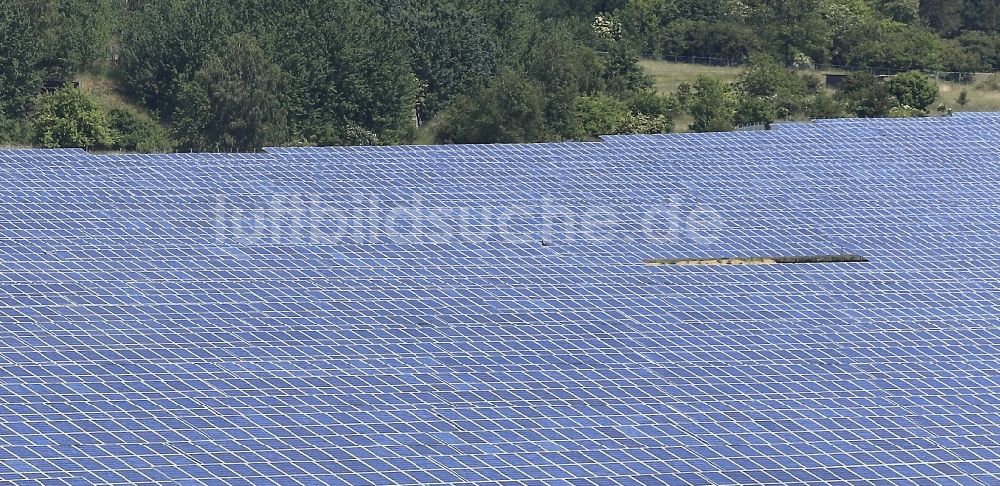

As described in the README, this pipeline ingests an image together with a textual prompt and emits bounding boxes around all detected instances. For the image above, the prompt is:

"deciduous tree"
[437,69,548,144]
[0,1,42,118]
[405,2,500,120]
[172,33,288,152]
[886,71,938,110]
[120,0,236,113]
[688,75,737,132]
[837,72,897,118]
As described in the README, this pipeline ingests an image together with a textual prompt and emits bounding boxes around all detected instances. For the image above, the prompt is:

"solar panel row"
[0,115,998,485]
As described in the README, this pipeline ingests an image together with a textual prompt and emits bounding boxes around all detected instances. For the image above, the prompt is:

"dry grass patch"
[939,80,1000,112]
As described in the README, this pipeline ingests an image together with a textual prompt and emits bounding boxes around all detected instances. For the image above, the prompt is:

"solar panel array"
[0,114,998,485]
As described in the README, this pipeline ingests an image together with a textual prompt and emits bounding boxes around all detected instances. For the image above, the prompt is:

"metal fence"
[656,54,996,85]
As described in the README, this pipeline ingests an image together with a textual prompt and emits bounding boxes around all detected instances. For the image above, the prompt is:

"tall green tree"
[961,0,1000,33]
[920,0,963,36]
[173,33,288,152]
[957,31,1000,70]
[614,0,674,57]
[847,23,945,71]
[400,1,501,120]
[599,37,654,94]
[526,21,607,138]
[615,0,739,57]
[0,0,42,117]
[660,20,762,60]
[437,69,548,144]
[752,0,831,65]
[535,0,626,19]
[263,0,417,144]
[821,0,878,66]
[462,0,537,68]
[875,0,920,24]
[120,0,237,113]
[20,0,119,79]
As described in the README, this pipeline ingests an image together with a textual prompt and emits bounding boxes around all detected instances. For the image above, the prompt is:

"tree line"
[617,0,1000,74]
[680,57,942,132]
[0,1,988,151]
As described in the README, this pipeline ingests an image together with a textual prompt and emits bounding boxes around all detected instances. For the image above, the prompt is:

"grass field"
[641,60,1000,126]
[939,80,1000,112]
[641,60,743,94]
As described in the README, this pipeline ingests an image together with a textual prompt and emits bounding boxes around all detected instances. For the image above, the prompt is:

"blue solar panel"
[0,114,999,484]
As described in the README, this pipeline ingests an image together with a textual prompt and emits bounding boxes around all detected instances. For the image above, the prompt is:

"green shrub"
[956,89,968,107]
[673,82,694,111]
[886,71,938,110]
[734,97,778,127]
[572,92,673,139]
[807,92,846,119]
[618,113,671,134]
[31,87,114,149]
[735,54,818,122]
[625,90,675,119]
[573,95,630,138]
[343,124,381,146]
[688,75,737,132]
[107,109,174,153]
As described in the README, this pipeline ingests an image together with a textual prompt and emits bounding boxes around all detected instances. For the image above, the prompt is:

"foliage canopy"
[0,0,985,148]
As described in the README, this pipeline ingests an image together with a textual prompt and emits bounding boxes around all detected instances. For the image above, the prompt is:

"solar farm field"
[0,114,998,484]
